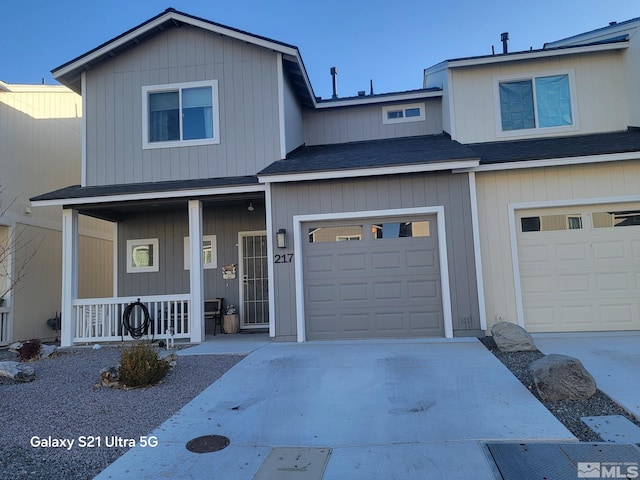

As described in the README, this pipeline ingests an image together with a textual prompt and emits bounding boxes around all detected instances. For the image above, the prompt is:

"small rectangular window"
[594,211,640,228]
[520,214,582,232]
[184,235,218,270]
[126,239,159,273]
[372,221,430,239]
[308,225,363,243]
[382,103,425,124]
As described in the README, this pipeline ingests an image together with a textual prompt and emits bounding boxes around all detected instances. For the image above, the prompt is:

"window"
[142,80,220,149]
[382,103,426,124]
[498,73,575,134]
[183,235,218,270]
[593,210,640,228]
[126,239,159,273]
[372,221,430,239]
[308,225,363,243]
[520,214,582,232]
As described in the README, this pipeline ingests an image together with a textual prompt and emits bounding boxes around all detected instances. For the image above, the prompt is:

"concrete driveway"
[95,338,574,480]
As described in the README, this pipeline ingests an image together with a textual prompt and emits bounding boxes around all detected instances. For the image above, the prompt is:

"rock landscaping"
[480,335,640,442]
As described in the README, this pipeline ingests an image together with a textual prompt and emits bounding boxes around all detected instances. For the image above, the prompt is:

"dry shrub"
[118,343,170,388]
[17,339,41,361]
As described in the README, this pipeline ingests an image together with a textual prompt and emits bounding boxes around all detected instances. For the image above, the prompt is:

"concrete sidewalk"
[534,332,640,420]
[95,338,574,479]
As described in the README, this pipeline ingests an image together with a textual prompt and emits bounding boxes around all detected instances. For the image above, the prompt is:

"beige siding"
[476,159,640,331]
[450,50,628,144]
[303,98,442,146]
[84,27,281,186]
[0,86,81,224]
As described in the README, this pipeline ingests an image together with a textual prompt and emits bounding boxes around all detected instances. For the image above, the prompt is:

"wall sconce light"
[247,200,254,212]
[277,229,287,248]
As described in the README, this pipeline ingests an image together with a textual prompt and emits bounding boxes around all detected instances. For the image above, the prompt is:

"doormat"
[252,447,331,480]
[486,442,640,479]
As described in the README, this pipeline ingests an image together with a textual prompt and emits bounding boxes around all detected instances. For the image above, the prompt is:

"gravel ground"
[0,345,243,480]
[479,336,640,442]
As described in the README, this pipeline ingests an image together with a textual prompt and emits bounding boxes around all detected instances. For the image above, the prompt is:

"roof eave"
[52,9,309,95]
[425,40,628,72]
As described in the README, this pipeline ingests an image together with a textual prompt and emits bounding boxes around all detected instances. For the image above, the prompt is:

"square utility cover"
[581,415,640,443]
[253,447,331,480]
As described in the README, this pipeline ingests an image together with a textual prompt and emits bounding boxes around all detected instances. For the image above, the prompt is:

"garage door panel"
[338,253,367,271]
[306,255,334,273]
[303,215,443,340]
[517,205,640,332]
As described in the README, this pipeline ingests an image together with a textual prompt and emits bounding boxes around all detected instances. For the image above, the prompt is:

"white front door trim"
[293,206,452,342]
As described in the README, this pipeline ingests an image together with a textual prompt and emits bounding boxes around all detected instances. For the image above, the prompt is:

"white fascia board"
[453,151,640,173]
[259,159,479,184]
[31,184,266,208]
[315,90,442,109]
[53,11,300,80]
[444,41,628,69]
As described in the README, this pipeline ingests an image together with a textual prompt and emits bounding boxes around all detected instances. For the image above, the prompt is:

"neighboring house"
[424,18,640,334]
[31,9,640,346]
[0,81,113,345]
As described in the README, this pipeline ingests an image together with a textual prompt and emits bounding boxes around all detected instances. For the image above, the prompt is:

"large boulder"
[491,321,537,352]
[0,361,35,382]
[528,354,597,401]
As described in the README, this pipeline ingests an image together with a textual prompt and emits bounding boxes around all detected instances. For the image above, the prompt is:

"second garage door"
[516,204,640,332]
[302,215,443,340]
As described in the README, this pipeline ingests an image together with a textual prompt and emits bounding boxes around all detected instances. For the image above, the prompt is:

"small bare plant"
[118,343,170,388]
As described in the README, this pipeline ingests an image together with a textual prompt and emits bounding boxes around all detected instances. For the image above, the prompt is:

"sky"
[2,0,638,100]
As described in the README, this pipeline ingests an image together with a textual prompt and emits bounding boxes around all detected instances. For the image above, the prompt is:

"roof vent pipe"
[501,32,509,54]
[330,67,338,99]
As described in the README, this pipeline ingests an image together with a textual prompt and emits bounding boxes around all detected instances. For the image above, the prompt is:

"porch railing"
[0,307,9,345]
[72,294,190,344]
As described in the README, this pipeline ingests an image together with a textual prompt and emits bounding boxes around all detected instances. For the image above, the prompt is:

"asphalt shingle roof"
[30,176,259,202]
[259,134,478,175]
[470,130,640,164]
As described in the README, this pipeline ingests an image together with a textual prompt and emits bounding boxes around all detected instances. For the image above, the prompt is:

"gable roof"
[52,8,317,106]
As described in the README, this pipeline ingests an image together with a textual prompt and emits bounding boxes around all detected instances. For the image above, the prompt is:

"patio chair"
[204,298,224,335]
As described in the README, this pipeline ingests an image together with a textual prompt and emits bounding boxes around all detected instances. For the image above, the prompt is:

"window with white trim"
[497,72,576,134]
[382,103,426,124]
[183,235,218,270]
[142,80,220,149]
[126,239,159,273]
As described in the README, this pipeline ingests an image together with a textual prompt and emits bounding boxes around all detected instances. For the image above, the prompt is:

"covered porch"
[32,178,272,346]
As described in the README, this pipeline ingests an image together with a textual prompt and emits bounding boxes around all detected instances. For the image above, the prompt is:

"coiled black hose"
[122,300,153,341]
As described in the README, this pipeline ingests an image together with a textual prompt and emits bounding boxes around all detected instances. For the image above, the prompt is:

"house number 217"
[274,253,293,264]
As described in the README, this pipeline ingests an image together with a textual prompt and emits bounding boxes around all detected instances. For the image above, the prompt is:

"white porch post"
[188,200,204,343]
[61,209,78,347]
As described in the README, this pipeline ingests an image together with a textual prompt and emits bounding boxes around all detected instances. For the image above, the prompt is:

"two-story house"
[0,81,113,345]
[31,9,483,346]
[425,18,640,334]
[32,9,640,347]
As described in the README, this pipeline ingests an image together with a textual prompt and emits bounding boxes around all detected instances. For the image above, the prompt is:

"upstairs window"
[382,103,426,124]
[497,73,575,134]
[142,80,220,149]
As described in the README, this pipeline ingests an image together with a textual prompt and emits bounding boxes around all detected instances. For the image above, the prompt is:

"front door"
[238,231,269,329]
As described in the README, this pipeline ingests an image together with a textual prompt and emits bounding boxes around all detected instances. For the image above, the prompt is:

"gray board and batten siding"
[269,172,481,341]
[303,98,443,146]
[117,203,266,310]
[83,25,281,187]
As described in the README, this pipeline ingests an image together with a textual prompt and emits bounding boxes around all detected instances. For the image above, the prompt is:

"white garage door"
[302,215,443,340]
[516,204,640,332]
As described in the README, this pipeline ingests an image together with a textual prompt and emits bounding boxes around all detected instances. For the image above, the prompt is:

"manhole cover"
[185,435,230,453]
